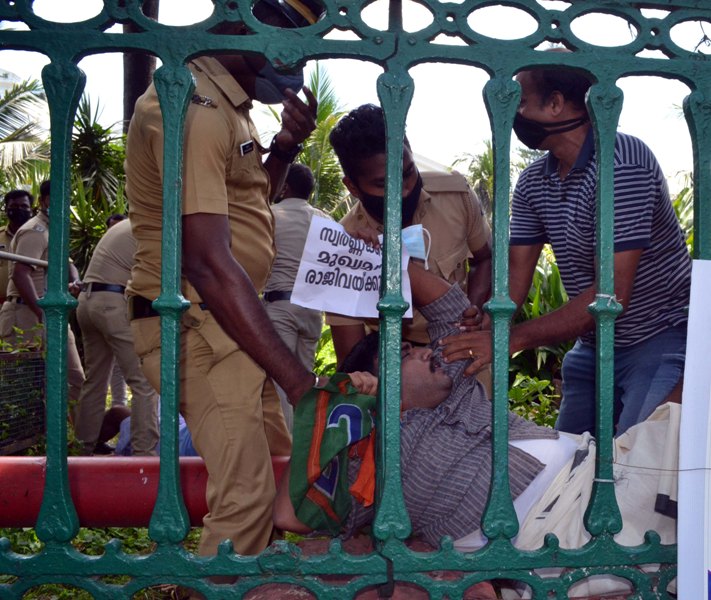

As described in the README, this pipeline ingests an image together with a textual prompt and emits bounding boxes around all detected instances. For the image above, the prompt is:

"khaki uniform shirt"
[264,197,330,293]
[83,219,136,286]
[6,211,49,300]
[125,56,275,302]
[0,225,14,302]
[326,171,490,343]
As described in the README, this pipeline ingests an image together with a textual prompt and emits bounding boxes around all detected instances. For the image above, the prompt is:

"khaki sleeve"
[181,104,232,216]
[13,230,45,269]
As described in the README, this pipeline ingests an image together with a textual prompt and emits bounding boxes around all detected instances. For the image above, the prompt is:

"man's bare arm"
[182,213,313,404]
[466,242,492,309]
[509,243,543,311]
[331,323,367,367]
[509,247,642,352]
[442,247,643,375]
[263,87,317,202]
[13,263,42,320]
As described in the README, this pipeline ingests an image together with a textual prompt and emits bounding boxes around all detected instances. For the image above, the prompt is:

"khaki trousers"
[0,300,85,406]
[131,307,290,556]
[74,290,159,455]
[263,299,322,431]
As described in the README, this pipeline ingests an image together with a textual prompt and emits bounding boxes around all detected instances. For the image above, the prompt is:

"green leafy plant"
[70,174,127,275]
[672,171,693,252]
[510,246,571,385]
[508,372,560,428]
[313,325,338,375]
[0,78,50,190]
[0,527,201,598]
[72,96,125,205]
[68,95,127,275]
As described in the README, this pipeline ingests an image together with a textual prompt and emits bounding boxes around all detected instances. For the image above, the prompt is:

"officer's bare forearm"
[182,213,313,404]
[264,151,291,203]
[69,262,79,282]
[12,264,42,319]
[467,256,491,309]
[330,323,367,367]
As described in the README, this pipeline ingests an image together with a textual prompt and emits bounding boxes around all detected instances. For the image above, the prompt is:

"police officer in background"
[104,213,130,409]
[327,104,493,370]
[124,0,325,558]
[0,180,85,405]
[0,189,34,304]
[73,218,159,456]
[263,163,331,431]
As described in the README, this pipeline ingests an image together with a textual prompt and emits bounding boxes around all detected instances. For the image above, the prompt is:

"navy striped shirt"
[510,131,690,347]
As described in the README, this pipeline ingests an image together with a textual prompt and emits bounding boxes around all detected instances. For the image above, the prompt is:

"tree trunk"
[122,0,160,133]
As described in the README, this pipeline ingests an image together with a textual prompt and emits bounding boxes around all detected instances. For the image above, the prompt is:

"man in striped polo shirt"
[441,64,691,437]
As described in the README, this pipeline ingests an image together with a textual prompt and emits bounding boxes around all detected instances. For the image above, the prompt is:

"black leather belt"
[88,282,126,294]
[128,295,158,319]
[128,296,208,320]
[263,290,292,302]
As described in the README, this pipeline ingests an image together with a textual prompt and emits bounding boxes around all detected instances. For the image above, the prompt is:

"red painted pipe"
[0,456,290,528]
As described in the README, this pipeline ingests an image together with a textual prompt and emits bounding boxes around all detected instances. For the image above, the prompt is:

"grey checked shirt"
[346,285,558,546]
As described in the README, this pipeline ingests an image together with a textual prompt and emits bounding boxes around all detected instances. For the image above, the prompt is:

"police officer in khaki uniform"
[125,0,324,558]
[0,180,85,404]
[327,104,493,366]
[263,164,331,431]
[73,218,159,456]
[0,190,34,303]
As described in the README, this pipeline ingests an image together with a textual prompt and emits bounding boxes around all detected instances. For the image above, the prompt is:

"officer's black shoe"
[92,441,115,455]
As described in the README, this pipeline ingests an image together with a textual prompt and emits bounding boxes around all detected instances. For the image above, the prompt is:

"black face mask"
[358,173,423,227]
[6,207,32,227]
[513,113,589,150]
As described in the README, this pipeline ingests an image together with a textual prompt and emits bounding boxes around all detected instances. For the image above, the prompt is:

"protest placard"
[291,216,413,318]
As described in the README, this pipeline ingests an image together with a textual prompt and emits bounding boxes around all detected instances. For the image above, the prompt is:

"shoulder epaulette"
[421,170,470,193]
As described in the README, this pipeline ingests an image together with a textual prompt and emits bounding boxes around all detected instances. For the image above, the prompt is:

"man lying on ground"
[273,264,678,598]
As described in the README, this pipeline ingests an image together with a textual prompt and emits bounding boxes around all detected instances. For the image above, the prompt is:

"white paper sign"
[291,216,413,318]
[678,259,711,600]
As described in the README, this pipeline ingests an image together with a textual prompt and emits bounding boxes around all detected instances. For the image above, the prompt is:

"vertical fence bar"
[584,80,624,537]
[481,74,520,541]
[373,68,413,544]
[147,63,194,545]
[684,86,711,260]
[34,61,85,544]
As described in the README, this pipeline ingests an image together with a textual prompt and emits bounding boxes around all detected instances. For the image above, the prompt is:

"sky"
[1,0,706,188]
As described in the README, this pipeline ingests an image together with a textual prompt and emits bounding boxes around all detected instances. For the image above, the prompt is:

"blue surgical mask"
[253,61,304,104]
[402,224,431,269]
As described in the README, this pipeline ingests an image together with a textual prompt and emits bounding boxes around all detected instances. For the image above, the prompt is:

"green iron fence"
[0,351,44,455]
[0,0,708,597]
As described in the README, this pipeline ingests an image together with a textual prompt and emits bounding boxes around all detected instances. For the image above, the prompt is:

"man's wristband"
[269,135,302,163]
[312,371,326,388]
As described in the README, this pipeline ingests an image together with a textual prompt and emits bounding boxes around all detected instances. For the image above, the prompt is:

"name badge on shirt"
[191,94,216,108]
[240,140,254,156]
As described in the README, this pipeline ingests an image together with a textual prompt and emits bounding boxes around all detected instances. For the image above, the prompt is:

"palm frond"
[0,79,47,141]
[0,79,49,189]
